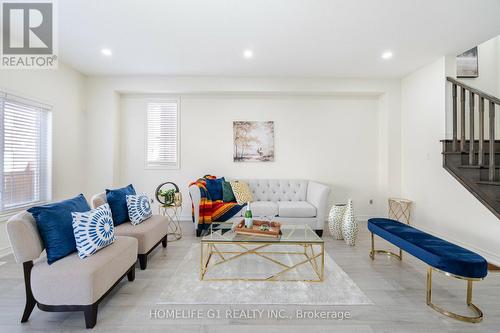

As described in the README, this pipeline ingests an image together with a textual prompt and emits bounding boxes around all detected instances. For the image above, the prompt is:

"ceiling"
[58,0,500,77]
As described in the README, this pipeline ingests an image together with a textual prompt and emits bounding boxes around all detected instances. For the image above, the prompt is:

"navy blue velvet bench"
[368,218,488,323]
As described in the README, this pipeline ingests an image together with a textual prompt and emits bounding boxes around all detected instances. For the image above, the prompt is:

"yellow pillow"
[229,181,253,205]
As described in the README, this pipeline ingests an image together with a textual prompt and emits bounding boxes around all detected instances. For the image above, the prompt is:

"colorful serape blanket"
[189,175,244,231]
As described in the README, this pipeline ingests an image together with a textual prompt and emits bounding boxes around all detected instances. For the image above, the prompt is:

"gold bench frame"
[370,232,484,323]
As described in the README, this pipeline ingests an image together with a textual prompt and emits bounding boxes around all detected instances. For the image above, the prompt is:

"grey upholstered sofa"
[91,193,169,270]
[189,179,330,236]
[6,211,138,329]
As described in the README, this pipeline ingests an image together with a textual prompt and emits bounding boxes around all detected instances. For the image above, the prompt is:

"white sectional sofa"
[189,179,330,236]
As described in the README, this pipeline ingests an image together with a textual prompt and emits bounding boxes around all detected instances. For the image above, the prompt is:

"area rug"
[158,244,372,305]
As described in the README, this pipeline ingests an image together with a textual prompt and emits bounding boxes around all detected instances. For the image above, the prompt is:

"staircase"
[442,77,500,219]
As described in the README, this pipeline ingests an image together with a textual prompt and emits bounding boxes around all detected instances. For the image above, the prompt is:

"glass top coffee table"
[200,224,324,282]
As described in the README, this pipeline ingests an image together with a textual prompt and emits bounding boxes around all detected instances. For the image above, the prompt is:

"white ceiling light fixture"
[101,48,112,57]
[381,51,393,59]
[243,49,253,59]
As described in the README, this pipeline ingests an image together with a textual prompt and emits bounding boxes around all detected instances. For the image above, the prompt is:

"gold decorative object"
[155,182,183,241]
[173,192,182,207]
[155,182,182,207]
[159,205,183,241]
[388,198,412,224]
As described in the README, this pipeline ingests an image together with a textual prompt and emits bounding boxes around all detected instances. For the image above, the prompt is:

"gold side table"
[388,198,412,224]
[159,205,183,241]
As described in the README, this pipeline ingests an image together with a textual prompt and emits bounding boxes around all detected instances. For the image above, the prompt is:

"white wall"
[121,94,380,219]
[0,63,86,255]
[457,35,500,96]
[444,37,500,141]
[85,76,402,221]
[497,37,500,95]
[401,57,500,265]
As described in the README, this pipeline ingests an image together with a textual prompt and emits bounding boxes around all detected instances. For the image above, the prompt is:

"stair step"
[441,139,500,143]
[459,165,500,169]
[442,151,500,155]
[477,181,500,186]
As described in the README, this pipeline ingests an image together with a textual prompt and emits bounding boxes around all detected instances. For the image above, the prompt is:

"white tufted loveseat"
[189,179,330,236]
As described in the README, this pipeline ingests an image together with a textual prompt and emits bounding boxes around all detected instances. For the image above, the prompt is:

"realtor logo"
[1,0,57,69]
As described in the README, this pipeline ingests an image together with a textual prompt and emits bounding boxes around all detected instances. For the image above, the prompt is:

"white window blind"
[146,100,179,168]
[0,92,51,212]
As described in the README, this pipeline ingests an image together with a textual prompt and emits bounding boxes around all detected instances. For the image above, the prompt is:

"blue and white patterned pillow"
[71,203,116,259]
[126,193,152,225]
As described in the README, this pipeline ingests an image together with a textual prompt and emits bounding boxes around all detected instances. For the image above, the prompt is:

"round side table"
[159,205,183,241]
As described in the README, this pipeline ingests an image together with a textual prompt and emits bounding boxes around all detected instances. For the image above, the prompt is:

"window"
[0,92,51,212]
[146,100,179,169]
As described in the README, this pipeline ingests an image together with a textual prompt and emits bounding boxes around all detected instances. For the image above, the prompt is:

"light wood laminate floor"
[0,221,499,333]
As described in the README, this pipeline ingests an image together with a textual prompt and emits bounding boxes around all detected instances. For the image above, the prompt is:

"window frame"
[144,97,180,170]
[0,90,52,216]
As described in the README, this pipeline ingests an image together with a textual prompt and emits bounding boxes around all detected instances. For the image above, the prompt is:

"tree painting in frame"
[233,121,274,162]
[457,47,478,78]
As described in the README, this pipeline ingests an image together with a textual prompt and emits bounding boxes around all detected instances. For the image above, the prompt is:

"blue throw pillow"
[205,177,224,201]
[72,203,116,259]
[126,194,152,225]
[28,194,91,264]
[106,184,136,225]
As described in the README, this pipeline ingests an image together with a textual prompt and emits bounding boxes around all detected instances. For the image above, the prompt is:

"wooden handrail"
[447,77,500,105]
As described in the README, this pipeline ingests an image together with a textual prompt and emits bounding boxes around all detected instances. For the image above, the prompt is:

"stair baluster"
[444,77,500,219]
[469,91,475,165]
[452,84,458,152]
[460,87,466,152]
[489,101,496,181]
[478,97,485,166]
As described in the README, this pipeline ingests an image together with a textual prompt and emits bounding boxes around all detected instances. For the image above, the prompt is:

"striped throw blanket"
[190,175,244,231]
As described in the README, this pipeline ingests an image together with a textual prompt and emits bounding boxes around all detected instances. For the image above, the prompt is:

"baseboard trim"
[355,215,372,222]
[180,215,193,222]
[488,263,500,271]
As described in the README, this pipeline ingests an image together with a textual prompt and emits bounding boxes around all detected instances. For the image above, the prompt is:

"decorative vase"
[328,204,346,240]
[173,192,183,207]
[342,199,358,246]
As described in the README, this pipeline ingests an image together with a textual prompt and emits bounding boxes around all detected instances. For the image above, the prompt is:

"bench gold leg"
[426,267,483,323]
[369,233,402,261]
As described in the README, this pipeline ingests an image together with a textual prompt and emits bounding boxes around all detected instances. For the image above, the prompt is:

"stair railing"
[447,77,500,181]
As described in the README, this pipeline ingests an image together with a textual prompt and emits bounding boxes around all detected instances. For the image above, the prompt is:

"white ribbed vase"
[328,204,347,240]
[342,199,358,246]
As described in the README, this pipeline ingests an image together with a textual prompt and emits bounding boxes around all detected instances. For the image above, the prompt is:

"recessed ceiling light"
[381,51,393,59]
[243,49,253,59]
[101,48,112,57]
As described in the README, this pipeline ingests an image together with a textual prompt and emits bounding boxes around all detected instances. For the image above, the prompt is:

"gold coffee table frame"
[200,225,324,282]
